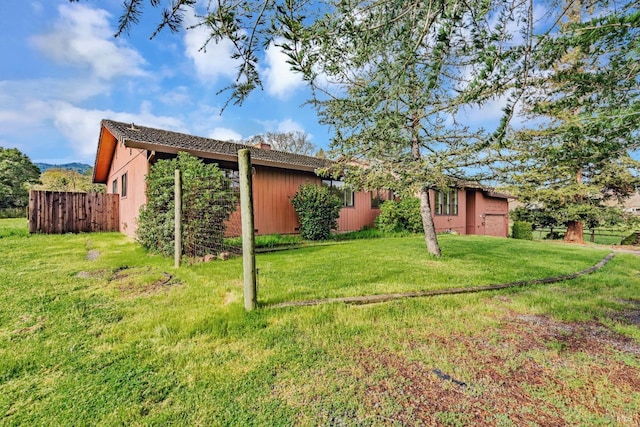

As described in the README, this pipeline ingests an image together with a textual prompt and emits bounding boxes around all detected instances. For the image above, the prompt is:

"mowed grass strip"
[0,219,638,426]
[257,234,610,304]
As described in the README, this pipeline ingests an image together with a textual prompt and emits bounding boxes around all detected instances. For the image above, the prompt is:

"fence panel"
[29,190,119,234]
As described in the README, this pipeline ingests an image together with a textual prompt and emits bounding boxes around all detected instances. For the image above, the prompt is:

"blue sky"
[0,0,333,165]
[0,1,526,167]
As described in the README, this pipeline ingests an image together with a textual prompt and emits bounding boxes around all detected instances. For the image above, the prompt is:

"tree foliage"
[33,168,105,193]
[375,198,422,234]
[245,131,317,156]
[137,152,236,257]
[290,183,342,240]
[499,0,640,243]
[0,147,41,209]
[297,0,530,255]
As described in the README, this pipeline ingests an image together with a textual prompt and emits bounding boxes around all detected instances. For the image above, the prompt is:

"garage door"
[484,214,506,237]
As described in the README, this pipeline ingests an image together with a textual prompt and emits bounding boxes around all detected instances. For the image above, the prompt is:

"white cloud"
[0,78,112,136]
[262,39,305,99]
[277,118,305,133]
[50,102,185,162]
[0,78,109,106]
[30,4,146,80]
[455,93,528,131]
[183,13,240,83]
[158,86,192,106]
[208,127,242,141]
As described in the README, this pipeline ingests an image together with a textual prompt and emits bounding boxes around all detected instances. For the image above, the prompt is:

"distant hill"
[36,162,92,174]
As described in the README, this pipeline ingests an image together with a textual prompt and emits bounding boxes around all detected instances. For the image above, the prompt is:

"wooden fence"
[28,191,119,234]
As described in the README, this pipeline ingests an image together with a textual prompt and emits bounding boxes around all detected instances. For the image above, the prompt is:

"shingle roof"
[102,119,332,172]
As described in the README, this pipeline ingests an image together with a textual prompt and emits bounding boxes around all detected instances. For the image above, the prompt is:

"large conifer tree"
[502,0,640,242]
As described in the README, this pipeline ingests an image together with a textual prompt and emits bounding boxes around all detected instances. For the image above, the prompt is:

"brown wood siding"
[28,191,119,234]
[474,191,510,237]
[252,166,320,235]
[465,190,478,235]
[225,168,383,236]
[336,191,380,232]
[484,214,507,237]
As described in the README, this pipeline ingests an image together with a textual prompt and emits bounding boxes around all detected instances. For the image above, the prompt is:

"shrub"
[511,221,533,240]
[291,183,342,240]
[375,197,422,233]
[621,232,640,246]
[137,152,236,257]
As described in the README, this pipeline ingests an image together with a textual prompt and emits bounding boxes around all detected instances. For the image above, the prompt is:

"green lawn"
[1,219,639,425]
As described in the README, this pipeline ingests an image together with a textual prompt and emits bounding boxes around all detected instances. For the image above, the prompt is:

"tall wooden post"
[239,149,257,311]
[174,169,182,268]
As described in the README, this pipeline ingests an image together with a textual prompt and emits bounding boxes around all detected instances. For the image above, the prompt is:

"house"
[92,119,510,238]
[622,192,640,215]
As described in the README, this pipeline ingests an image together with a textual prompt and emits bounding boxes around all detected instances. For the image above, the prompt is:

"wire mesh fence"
[180,169,243,260]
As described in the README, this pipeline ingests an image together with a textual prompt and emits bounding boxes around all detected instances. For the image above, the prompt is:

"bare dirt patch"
[614,300,640,327]
[352,313,640,425]
[76,270,107,279]
[11,315,46,337]
[108,267,180,296]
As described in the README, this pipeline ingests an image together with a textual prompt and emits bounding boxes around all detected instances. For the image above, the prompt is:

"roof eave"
[123,140,323,173]
[93,123,117,183]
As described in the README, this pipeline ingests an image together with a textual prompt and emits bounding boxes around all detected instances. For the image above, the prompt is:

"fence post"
[175,169,182,268]
[239,149,257,311]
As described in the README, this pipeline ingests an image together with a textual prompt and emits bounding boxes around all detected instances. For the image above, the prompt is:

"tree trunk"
[564,220,584,243]
[417,187,441,257]
[409,109,441,257]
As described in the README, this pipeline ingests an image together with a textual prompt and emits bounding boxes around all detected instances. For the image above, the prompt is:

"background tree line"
[0,146,105,215]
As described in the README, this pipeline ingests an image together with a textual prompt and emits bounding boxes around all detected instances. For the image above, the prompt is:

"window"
[112,179,118,194]
[121,173,127,198]
[371,189,392,208]
[435,188,458,215]
[223,169,241,191]
[322,179,354,207]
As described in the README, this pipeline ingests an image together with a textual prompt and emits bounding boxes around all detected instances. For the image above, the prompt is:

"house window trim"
[121,172,128,198]
[322,179,355,208]
[371,189,392,209]
[435,188,458,216]
[112,178,118,195]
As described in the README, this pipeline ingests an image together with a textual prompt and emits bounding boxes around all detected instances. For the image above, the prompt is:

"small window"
[371,189,392,208]
[435,188,458,215]
[112,179,118,194]
[223,169,241,191]
[121,173,127,198]
[322,179,354,207]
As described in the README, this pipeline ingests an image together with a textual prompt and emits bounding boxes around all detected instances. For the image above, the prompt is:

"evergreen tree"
[501,0,640,243]
[288,1,530,256]
[0,147,41,209]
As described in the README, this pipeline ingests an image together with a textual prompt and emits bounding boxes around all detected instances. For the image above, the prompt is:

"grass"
[224,228,389,251]
[1,219,639,425]
[257,235,609,303]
